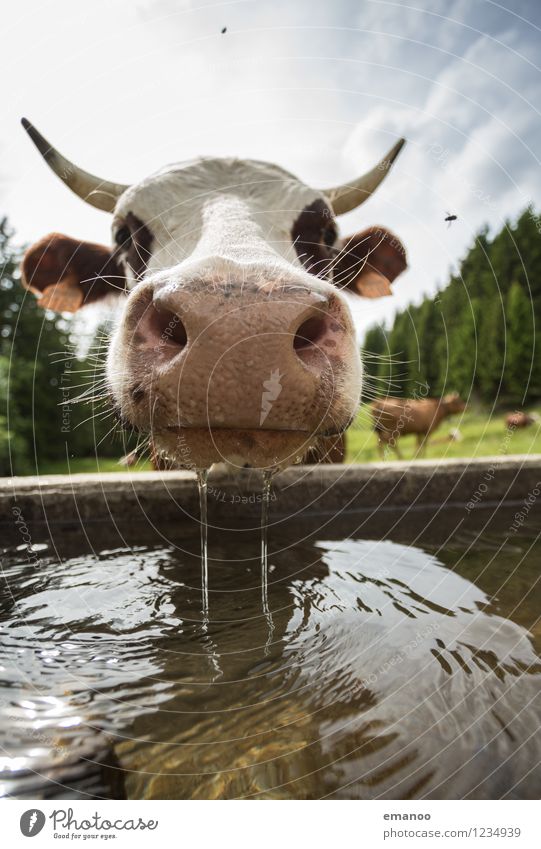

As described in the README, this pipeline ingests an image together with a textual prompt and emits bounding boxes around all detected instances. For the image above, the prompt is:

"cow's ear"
[333,226,407,297]
[21,233,125,313]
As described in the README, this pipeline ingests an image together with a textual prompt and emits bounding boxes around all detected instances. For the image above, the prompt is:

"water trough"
[2,455,541,546]
[1,456,541,800]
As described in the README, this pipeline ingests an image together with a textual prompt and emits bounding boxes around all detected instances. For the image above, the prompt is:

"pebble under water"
[1,517,540,800]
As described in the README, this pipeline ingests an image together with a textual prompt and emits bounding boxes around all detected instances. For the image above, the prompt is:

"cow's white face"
[20,120,407,471]
[114,158,327,281]
[107,158,360,469]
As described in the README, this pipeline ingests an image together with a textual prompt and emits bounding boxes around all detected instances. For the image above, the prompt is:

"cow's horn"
[321,138,406,215]
[21,118,129,213]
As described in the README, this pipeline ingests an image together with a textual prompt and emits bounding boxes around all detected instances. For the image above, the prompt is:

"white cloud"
[0,0,540,340]
[340,7,541,334]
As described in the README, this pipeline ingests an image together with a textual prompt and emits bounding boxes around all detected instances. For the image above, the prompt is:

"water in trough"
[1,489,540,799]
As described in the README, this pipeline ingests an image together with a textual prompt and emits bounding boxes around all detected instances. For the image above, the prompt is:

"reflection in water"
[260,470,275,653]
[196,469,210,622]
[0,530,540,799]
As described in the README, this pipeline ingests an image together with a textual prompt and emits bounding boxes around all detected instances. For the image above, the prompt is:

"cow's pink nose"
[124,280,354,433]
[142,309,331,356]
[133,285,341,365]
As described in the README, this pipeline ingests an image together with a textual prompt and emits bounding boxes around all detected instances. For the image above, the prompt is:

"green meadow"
[345,405,541,464]
[29,406,541,475]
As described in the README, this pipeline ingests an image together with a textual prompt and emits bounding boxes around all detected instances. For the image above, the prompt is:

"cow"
[506,411,539,430]
[20,118,407,472]
[370,393,466,459]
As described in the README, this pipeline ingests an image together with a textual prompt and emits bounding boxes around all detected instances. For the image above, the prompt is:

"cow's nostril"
[150,303,188,348]
[131,385,145,403]
[294,315,327,351]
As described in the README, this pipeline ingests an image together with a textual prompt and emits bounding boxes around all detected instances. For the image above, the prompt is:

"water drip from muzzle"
[261,469,275,652]
[196,468,209,624]
[196,467,275,647]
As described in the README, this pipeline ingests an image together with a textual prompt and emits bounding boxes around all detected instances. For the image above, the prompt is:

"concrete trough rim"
[1,455,541,531]
[4,453,541,489]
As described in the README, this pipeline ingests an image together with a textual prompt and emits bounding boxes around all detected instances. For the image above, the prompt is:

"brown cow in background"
[371,393,466,459]
[506,411,539,430]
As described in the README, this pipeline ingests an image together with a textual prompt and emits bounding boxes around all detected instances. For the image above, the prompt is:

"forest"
[362,206,541,407]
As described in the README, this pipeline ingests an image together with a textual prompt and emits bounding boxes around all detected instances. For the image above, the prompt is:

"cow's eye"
[115,226,131,248]
[322,225,337,248]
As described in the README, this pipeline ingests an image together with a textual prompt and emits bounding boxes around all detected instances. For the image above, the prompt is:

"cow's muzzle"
[108,277,361,469]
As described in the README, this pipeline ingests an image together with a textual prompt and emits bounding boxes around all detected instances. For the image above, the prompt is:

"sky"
[1,0,540,335]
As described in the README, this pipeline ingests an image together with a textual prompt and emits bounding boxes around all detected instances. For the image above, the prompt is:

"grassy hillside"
[25,456,153,475]
[15,407,541,475]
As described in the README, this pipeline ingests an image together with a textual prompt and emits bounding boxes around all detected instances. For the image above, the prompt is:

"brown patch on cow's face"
[291,199,338,279]
[113,212,154,279]
[292,209,407,300]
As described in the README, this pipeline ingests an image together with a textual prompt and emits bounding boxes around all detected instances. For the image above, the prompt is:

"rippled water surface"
[1,523,540,799]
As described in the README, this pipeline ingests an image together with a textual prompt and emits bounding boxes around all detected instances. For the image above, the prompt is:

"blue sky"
[1,0,540,334]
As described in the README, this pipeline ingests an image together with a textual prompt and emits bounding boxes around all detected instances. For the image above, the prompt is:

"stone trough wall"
[1,456,540,540]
